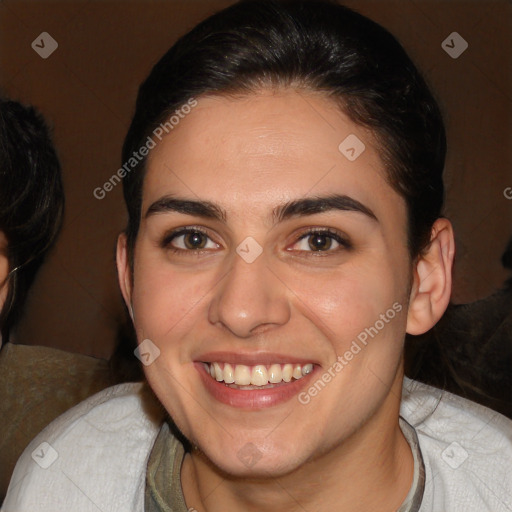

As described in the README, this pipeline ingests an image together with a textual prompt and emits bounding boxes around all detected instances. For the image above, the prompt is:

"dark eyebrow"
[273,194,377,224]
[146,196,227,221]
[145,194,377,224]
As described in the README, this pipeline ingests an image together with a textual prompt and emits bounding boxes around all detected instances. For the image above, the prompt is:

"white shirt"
[2,378,512,511]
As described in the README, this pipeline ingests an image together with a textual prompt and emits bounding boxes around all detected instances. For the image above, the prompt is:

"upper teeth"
[207,362,313,386]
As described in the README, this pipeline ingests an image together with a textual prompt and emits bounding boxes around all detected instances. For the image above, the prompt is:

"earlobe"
[0,261,8,312]
[116,233,133,317]
[406,218,455,335]
[0,232,9,311]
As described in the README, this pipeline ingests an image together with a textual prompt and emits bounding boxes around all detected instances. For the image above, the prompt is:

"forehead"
[142,89,404,226]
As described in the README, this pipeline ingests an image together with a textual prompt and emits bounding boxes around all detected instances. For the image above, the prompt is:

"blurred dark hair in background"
[0,98,65,342]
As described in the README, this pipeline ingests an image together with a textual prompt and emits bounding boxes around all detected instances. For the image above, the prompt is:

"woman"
[0,98,64,343]
[4,1,511,511]
[0,99,113,503]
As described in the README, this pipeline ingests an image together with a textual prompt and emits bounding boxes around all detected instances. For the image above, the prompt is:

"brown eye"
[308,233,333,251]
[291,228,351,254]
[183,231,207,249]
[162,228,219,252]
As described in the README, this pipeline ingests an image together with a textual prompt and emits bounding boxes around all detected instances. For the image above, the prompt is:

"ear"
[116,233,133,320]
[0,232,9,312]
[406,218,455,335]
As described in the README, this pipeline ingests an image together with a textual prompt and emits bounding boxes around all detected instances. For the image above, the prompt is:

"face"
[119,89,414,477]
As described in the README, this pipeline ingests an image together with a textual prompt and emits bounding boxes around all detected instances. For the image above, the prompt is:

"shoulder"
[401,377,512,511]
[2,382,164,512]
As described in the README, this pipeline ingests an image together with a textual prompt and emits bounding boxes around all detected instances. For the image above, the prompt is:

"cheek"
[131,250,209,345]
[287,258,405,345]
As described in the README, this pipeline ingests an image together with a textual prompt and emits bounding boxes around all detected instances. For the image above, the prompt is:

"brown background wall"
[1,0,511,359]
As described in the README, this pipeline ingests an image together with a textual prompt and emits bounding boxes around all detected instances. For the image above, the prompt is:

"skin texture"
[117,89,454,511]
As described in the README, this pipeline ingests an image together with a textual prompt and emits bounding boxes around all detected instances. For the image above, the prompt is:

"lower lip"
[195,363,316,409]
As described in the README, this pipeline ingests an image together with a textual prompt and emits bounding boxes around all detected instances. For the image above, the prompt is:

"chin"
[198,438,309,479]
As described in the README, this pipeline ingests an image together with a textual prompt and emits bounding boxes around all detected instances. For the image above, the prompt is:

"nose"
[208,249,291,338]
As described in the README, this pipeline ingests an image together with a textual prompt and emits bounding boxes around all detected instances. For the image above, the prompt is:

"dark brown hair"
[121,0,445,265]
[0,99,64,341]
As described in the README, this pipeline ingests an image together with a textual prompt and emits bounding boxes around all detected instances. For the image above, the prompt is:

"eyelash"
[160,226,351,255]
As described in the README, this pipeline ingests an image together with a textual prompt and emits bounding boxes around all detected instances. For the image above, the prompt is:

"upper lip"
[196,351,317,366]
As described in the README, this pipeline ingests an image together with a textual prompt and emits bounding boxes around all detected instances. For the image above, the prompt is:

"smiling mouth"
[204,362,314,389]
